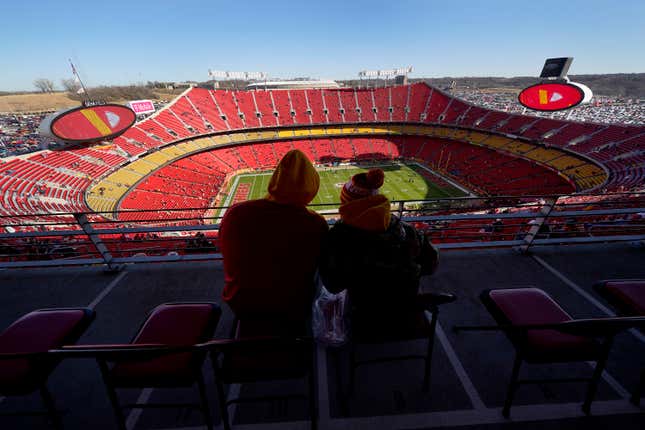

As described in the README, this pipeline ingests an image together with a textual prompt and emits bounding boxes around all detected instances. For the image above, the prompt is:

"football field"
[223,162,467,211]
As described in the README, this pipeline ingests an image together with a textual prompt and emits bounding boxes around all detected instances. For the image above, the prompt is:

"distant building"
[394,75,408,85]
[167,81,198,90]
[245,80,339,90]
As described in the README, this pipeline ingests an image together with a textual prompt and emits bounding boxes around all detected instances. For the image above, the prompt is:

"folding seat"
[340,292,456,410]
[209,318,316,430]
[0,308,95,429]
[90,302,221,430]
[593,279,645,404]
[459,287,645,416]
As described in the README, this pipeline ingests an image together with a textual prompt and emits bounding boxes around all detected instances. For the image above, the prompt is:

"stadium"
[1,77,644,429]
[1,1,645,428]
[2,81,640,221]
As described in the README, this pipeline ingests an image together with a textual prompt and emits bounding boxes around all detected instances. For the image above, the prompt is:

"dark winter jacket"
[320,216,439,315]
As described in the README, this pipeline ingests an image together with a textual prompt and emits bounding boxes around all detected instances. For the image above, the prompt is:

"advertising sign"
[518,82,592,112]
[48,104,136,142]
[128,100,156,115]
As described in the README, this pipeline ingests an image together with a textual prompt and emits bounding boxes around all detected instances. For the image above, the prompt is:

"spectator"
[491,218,504,233]
[451,89,644,126]
[219,149,328,325]
[320,168,439,319]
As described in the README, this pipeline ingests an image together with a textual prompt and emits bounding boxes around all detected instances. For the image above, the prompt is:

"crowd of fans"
[0,89,642,160]
[0,101,167,158]
[0,113,62,157]
[451,89,645,125]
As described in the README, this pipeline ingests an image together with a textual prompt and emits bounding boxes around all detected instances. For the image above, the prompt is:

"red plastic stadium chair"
[209,318,317,430]
[594,279,645,404]
[0,308,95,430]
[594,279,645,317]
[455,287,645,417]
[90,302,221,430]
[343,291,456,406]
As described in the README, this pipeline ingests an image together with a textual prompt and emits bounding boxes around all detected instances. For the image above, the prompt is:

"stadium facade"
[1,82,642,224]
[0,83,644,430]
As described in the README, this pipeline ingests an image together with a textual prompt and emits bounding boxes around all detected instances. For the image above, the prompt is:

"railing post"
[74,213,120,272]
[398,201,405,218]
[519,197,557,254]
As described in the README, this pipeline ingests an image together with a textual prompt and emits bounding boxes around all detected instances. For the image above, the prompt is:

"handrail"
[1,191,643,269]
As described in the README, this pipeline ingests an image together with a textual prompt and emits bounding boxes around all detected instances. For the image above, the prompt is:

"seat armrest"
[53,343,195,360]
[417,292,457,309]
[554,316,645,337]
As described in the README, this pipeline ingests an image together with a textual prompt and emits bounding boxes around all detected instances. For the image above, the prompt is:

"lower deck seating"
[2,84,642,219]
[112,136,574,223]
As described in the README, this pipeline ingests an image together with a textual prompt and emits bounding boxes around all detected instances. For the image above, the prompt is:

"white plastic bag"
[312,286,349,346]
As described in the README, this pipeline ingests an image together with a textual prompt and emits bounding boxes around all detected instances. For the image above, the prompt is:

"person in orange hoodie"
[320,168,439,318]
[220,149,328,325]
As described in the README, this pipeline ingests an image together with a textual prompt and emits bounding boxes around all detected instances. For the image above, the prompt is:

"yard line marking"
[226,383,242,428]
[88,270,128,310]
[434,319,486,410]
[595,366,631,399]
[315,346,331,427]
[152,399,642,430]
[126,388,154,430]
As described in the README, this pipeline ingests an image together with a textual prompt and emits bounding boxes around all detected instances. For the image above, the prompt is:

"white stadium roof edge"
[245,79,340,90]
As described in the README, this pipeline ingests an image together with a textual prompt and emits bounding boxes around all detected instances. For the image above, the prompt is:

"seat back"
[215,318,313,384]
[109,302,221,387]
[0,308,95,395]
[132,302,221,345]
[481,288,599,363]
[594,279,645,316]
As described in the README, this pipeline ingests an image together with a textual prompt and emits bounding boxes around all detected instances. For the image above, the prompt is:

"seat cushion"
[0,309,89,395]
[110,303,218,387]
[219,319,310,383]
[352,309,430,343]
[487,288,599,362]
[604,281,645,316]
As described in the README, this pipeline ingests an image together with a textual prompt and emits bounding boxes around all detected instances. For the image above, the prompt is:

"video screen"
[539,57,573,79]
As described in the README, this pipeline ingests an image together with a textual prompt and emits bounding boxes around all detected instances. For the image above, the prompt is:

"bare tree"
[33,78,55,93]
[60,78,81,93]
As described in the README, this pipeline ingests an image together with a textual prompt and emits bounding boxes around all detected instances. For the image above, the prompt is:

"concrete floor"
[0,242,643,429]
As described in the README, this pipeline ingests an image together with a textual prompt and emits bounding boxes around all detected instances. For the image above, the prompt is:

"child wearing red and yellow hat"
[321,168,438,315]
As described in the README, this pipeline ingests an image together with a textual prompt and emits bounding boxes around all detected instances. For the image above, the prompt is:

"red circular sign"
[51,104,136,142]
[518,83,585,112]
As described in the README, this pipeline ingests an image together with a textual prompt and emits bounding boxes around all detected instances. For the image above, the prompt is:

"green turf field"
[224,163,467,211]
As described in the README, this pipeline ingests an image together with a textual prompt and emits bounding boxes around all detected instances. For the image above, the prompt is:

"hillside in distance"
[341,74,645,98]
[416,74,645,98]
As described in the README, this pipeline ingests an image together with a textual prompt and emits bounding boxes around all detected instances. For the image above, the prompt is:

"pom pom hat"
[340,168,385,204]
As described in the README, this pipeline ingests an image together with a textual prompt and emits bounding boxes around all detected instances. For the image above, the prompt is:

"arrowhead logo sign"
[106,111,120,128]
[519,82,588,112]
[49,104,136,143]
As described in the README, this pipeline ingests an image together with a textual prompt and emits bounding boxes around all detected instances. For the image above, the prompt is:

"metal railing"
[1,192,643,270]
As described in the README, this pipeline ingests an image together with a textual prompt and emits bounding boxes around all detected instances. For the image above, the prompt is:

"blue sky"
[1,0,644,91]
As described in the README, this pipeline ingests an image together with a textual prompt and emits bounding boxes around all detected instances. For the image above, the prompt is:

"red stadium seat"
[594,279,645,405]
[0,308,95,429]
[466,288,645,417]
[210,318,316,430]
[94,302,221,430]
